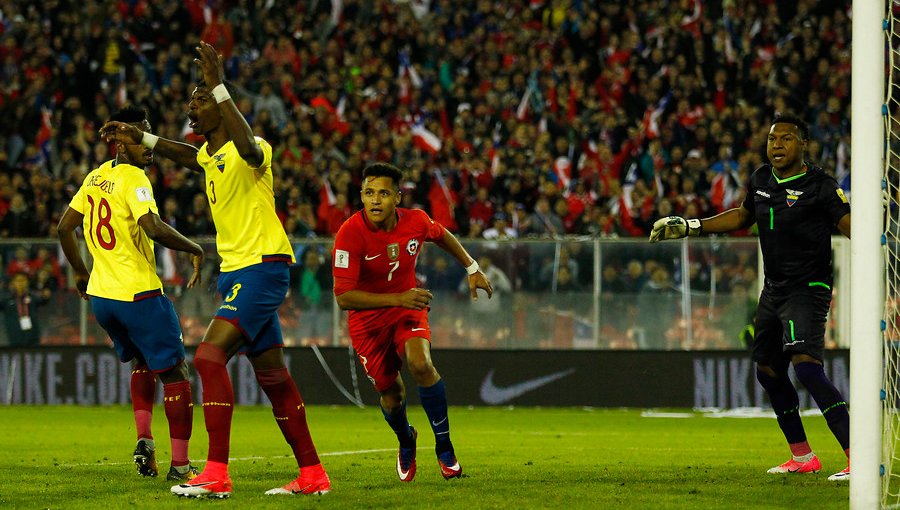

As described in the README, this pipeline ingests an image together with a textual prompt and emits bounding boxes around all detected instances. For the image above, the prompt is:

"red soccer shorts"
[350,310,431,392]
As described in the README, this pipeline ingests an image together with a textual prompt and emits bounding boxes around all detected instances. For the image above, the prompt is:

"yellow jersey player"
[58,105,204,483]
[100,41,330,499]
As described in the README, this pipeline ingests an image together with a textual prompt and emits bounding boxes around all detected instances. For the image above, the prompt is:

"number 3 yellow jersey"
[69,160,164,301]
[196,137,294,272]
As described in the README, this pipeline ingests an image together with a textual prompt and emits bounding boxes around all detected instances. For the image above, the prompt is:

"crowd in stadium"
[0,0,851,344]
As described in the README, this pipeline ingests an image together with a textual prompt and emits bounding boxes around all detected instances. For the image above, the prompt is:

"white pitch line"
[57,448,395,468]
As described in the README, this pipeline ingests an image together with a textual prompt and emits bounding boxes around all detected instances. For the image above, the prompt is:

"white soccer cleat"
[828,465,850,481]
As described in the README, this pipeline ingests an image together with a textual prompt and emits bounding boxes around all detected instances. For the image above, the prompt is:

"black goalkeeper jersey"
[741,164,851,290]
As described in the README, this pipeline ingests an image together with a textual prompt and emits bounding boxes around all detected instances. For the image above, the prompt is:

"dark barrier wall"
[0,347,849,408]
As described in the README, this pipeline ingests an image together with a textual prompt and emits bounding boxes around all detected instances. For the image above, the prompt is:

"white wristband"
[211,83,231,103]
[465,260,480,275]
[141,132,159,149]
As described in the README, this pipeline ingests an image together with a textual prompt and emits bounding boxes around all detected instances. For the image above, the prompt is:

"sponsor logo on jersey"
[387,243,400,260]
[755,190,771,198]
[836,188,848,203]
[406,238,419,256]
[785,188,804,207]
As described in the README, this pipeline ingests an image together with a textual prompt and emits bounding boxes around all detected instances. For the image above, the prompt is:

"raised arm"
[432,229,494,300]
[194,41,263,167]
[137,213,205,288]
[56,207,90,299]
[99,122,202,172]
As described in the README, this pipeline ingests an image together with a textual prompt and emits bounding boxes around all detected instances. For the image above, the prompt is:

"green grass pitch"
[0,406,849,509]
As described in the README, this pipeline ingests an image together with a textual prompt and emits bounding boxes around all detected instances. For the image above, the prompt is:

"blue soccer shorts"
[91,293,185,373]
[214,262,290,356]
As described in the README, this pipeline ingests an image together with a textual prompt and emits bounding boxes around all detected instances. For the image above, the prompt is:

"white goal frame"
[850,0,883,508]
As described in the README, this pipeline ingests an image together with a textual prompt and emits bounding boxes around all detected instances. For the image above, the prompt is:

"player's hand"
[99,121,143,145]
[187,250,204,289]
[194,40,225,88]
[74,272,89,300]
[649,216,702,243]
[398,288,433,310]
[467,271,493,301]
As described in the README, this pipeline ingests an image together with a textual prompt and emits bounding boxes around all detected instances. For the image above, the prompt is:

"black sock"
[794,362,850,451]
[756,368,807,444]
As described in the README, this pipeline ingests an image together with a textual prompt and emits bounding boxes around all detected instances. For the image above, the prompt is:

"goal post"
[852,0,885,508]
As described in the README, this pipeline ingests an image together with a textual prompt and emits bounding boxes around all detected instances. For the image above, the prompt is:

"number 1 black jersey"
[741,164,850,290]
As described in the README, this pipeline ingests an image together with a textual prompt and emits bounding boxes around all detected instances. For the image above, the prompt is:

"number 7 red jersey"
[332,208,446,328]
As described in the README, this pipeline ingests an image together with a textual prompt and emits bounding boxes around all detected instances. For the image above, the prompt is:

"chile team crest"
[406,239,419,256]
[785,188,803,207]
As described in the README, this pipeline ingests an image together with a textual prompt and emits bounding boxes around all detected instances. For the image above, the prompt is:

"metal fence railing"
[0,236,850,350]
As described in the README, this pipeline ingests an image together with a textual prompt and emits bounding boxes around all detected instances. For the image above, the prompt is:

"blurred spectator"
[290,248,333,342]
[0,1,854,244]
[1,193,36,237]
[1,272,48,347]
[529,196,564,237]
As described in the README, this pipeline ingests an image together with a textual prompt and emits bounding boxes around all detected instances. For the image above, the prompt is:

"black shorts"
[751,285,831,370]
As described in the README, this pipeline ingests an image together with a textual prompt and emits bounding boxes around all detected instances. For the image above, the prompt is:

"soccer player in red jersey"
[101,42,329,498]
[332,162,494,482]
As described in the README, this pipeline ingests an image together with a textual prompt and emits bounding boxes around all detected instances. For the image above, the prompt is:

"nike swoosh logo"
[431,417,447,426]
[182,481,216,487]
[479,368,576,405]
[411,327,426,332]
[365,254,381,260]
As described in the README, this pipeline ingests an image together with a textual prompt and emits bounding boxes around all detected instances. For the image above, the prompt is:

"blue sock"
[381,400,414,447]
[418,379,452,453]
[756,369,807,444]
[794,362,850,450]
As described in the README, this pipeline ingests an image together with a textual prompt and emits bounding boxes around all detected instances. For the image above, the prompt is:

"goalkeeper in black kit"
[650,114,851,481]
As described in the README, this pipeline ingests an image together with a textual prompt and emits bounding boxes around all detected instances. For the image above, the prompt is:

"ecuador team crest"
[214,153,226,172]
[785,188,803,207]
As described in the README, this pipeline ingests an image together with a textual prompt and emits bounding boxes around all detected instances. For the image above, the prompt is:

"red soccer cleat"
[265,463,331,495]
[171,470,233,498]
[397,427,418,482]
[766,455,821,474]
[437,450,462,480]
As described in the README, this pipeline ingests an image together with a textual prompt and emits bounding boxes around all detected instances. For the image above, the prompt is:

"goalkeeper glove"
[649,216,702,243]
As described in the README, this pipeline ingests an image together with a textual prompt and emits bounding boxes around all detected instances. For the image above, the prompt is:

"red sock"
[789,441,812,457]
[163,380,193,466]
[256,367,321,468]
[194,343,233,466]
[131,364,156,440]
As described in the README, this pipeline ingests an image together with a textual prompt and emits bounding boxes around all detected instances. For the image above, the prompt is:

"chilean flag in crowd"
[642,92,671,139]
[35,107,52,161]
[411,119,442,155]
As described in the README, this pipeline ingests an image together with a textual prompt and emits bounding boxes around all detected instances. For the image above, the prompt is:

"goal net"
[884,1,900,507]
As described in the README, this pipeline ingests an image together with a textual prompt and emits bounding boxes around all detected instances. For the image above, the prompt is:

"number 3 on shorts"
[225,283,242,302]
